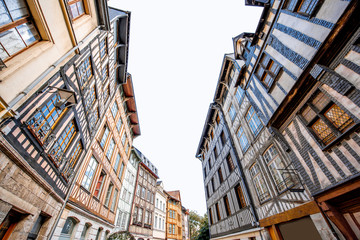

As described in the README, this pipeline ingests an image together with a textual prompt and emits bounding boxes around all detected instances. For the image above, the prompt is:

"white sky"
[109,0,263,215]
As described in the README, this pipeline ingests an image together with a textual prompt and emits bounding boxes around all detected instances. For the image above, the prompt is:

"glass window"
[237,125,249,151]
[49,121,76,166]
[81,156,98,190]
[228,103,236,121]
[113,153,121,173]
[250,163,270,202]
[138,208,143,224]
[132,207,138,224]
[224,195,231,217]
[104,182,114,207]
[80,223,90,240]
[246,106,262,136]
[77,56,92,88]
[0,0,40,61]
[67,0,85,20]
[218,168,224,184]
[121,133,126,146]
[235,183,246,209]
[118,162,124,180]
[235,87,245,105]
[110,189,118,212]
[99,37,107,59]
[220,131,226,146]
[102,64,109,82]
[284,0,321,16]
[100,125,109,148]
[60,217,77,239]
[85,84,96,113]
[103,85,110,102]
[94,171,106,198]
[263,145,293,192]
[301,90,354,145]
[208,208,213,225]
[27,214,46,240]
[215,203,221,221]
[116,117,123,131]
[26,94,64,143]
[255,53,281,88]
[106,138,115,160]
[226,154,235,172]
[61,140,83,179]
[111,101,119,118]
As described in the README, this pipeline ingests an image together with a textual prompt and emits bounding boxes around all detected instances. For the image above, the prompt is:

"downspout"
[211,101,263,240]
[5,26,100,117]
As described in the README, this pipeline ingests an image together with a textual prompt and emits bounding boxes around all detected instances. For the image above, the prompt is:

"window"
[27,94,65,143]
[82,156,98,190]
[111,101,119,118]
[49,120,76,166]
[136,184,140,196]
[88,107,99,131]
[235,184,246,209]
[203,167,207,178]
[116,117,123,131]
[255,53,281,89]
[85,85,96,113]
[220,131,226,146]
[61,141,83,179]
[147,190,151,201]
[223,195,231,217]
[0,0,40,61]
[121,133,126,146]
[94,171,106,198]
[67,0,85,20]
[138,208,143,224]
[226,154,235,173]
[211,178,215,192]
[246,106,262,136]
[102,64,109,82]
[250,163,270,202]
[132,207,138,224]
[99,37,107,59]
[125,142,130,155]
[113,153,120,173]
[215,203,221,221]
[95,228,102,240]
[80,223,91,240]
[284,0,321,16]
[228,66,236,85]
[99,125,110,148]
[60,217,77,239]
[110,189,118,211]
[210,129,214,139]
[104,182,114,207]
[103,85,110,102]
[235,87,245,105]
[141,186,146,199]
[237,125,250,151]
[216,114,220,124]
[106,138,115,160]
[228,103,236,121]
[208,158,212,169]
[214,146,218,158]
[77,56,93,88]
[300,90,354,145]
[118,162,125,180]
[264,145,293,192]
[155,216,158,229]
[144,211,149,225]
[209,208,213,225]
[122,188,127,200]
[205,185,210,199]
[218,168,224,184]
[27,214,47,240]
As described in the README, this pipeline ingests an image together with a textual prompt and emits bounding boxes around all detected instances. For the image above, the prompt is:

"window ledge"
[1,41,53,80]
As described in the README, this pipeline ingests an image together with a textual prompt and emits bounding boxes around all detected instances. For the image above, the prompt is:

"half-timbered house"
[129,148,158,240]
[0,0,110,239]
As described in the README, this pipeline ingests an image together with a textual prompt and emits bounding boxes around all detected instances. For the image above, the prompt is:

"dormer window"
[237,39,251,61]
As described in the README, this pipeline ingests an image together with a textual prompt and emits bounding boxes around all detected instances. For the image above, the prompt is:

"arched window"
[59,217,78,240]
[95,227,103,240]
[80,223,91,240]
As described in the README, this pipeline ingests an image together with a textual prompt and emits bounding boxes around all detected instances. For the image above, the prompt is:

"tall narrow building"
[166,191,183,240]
[0,0,112,239]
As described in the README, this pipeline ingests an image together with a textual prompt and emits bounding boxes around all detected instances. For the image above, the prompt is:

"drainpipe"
[5,26,100,117]
[211,101,263,240]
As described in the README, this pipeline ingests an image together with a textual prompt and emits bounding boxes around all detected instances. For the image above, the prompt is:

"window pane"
[312,118,336,145]
[17,22,40,45]
[0,1,11,26]
[0,28,26,56]
[325,104,354,132]
[5,0,29,20]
